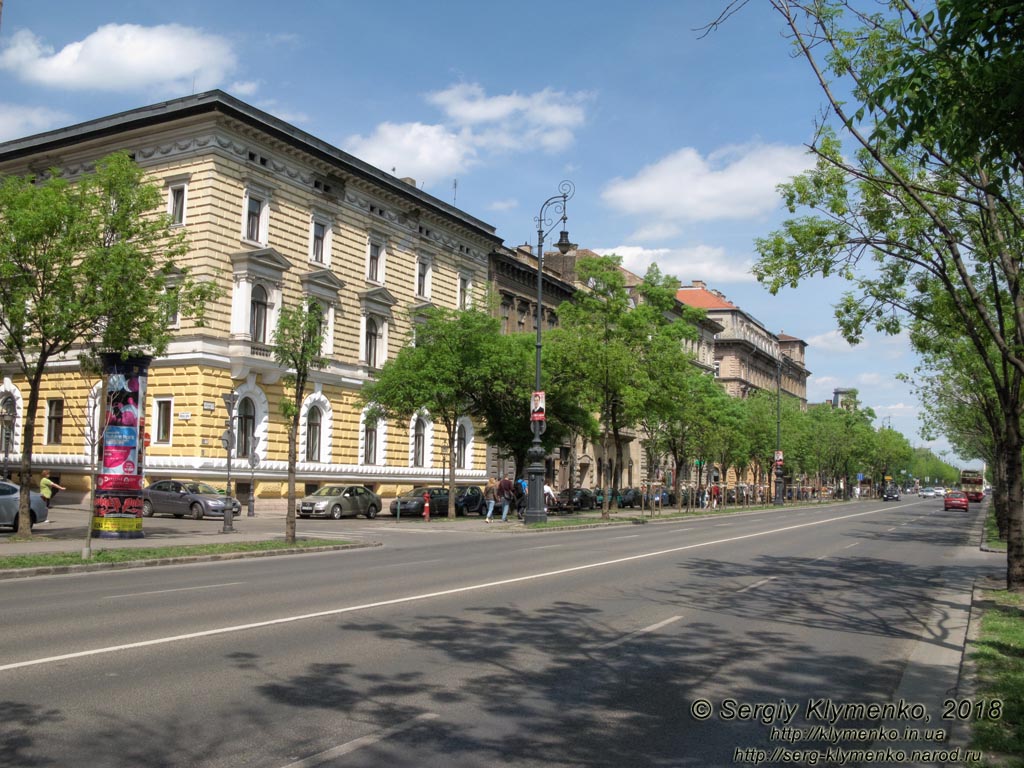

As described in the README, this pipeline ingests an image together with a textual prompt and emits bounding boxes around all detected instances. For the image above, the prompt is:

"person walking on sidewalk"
[484,477,498,523]
[39,470,65,509]
[498,474,515,522]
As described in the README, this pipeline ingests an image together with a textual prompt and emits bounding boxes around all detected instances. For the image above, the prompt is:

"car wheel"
[143,500,155,517]
[365,505,378,519]
[191,503,204,520]
[330,504,343,520]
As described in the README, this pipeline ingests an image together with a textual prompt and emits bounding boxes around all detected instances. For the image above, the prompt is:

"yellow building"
[0,91,502,502]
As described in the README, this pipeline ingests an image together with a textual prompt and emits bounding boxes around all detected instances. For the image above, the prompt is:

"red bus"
[960,469,984,503]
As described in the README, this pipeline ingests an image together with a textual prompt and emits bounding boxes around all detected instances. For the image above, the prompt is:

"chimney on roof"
[691,280,707,289]
[400,177,417,187]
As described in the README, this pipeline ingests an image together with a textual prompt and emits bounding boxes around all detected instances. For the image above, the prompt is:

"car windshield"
[186,482,221,495]
[311,486,343,497]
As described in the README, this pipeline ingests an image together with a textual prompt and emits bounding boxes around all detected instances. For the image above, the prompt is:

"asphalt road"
[0,497,1000,768]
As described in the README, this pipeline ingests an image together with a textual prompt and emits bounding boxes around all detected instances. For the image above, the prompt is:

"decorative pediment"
[231,247,292,280]
[358,286,398,318]
[301,268,345,298]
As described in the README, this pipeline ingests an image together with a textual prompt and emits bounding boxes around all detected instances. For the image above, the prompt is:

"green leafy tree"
[272,298,328,543]
[740,1,1024,589]
[0,151,216,537]
[359,308,498,518]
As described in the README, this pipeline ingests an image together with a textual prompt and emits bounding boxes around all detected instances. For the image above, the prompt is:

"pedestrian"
[515,476,528,519]
[498,473,515,522]
[543,479,555,511]
[39,469,65,509]
[484,476,498,523]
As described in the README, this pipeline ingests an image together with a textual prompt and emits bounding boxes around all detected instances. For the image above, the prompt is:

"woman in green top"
[39,469,65,508]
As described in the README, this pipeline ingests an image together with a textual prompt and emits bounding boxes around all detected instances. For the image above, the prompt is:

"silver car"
[0,480,49,532]
[141,480,241,520]
[298,485,382,519]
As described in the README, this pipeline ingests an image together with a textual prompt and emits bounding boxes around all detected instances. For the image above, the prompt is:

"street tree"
[272,298,328,543]
[0,151,216,537]
[359,307,499,518]
[733,1,1024,589]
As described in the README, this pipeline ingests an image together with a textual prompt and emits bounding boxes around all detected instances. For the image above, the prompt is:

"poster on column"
[93,355,151,539]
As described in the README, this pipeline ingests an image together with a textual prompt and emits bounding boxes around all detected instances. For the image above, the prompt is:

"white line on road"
[844,542,860,549]
[0,505,895,674]
[529,544,563,550]
[103,582,246,599]
[737,576,777,594]
[610,535,641,540]
[280,713,439,768]
[594,615,684,650]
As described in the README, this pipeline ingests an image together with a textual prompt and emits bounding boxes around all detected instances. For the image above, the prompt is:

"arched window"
[306,406,322,462]
[250,285,268,344]
[456,423,467,469]
[237,397,256,457]
[413,417,426,467]
[0,396,14,459]
[364,422,377,465]
[365,318,379,369]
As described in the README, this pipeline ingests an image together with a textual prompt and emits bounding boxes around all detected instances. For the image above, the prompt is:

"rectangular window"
[47,399,64,444]
[417,259,430,298]
[168,185,186,226]
[459,275,470,309]
[368,242,381,281]
[312,221,325,263]
[246,196,263,242]
[155,399,172,444]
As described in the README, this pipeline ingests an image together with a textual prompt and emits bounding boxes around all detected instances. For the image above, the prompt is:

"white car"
[0,480,49,532]
[918,487,938,498]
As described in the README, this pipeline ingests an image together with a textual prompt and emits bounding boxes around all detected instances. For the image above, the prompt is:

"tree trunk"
[1004,407,1024,590]
[285,420,297,544]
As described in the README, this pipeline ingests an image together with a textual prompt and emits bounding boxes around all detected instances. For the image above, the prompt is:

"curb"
[0,540,381,580]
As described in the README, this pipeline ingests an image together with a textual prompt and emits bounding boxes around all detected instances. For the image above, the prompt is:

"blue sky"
[0,1,962,465]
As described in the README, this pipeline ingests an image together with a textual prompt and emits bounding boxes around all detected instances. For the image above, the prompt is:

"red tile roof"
[676,285,738,310]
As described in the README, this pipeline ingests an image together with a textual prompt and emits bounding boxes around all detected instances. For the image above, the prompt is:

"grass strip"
[970,589,1024,765]
[0,539,347,570]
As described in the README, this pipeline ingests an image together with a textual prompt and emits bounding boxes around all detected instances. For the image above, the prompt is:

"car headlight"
[315,501,328,510]
[208,499,224,508]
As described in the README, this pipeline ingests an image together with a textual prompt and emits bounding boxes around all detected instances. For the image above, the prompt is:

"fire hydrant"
[422,492,430,522]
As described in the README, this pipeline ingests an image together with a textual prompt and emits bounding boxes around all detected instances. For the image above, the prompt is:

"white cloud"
[806,329,853,354]
[0,103,70,141]
[601,142,812,236]
[343,83,589,186]
[345,122,476,186]
[0,25,236,93]
[487,198,519,212]
[597,243,758,285]
[230,80,260,97]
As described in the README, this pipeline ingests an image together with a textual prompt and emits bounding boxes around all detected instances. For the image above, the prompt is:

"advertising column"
[92,354,152,539]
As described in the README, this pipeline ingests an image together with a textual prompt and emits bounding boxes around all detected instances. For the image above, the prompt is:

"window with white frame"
[47,399,64,444]
[363,421,377,465]
[168,183,187,226]
[309,213,331,265]
[155,398,173,444]
[456,423,467,468]
[458,274,471,310]
[413,417,426,467]
[250,284,269,344]
[365,317,380,369]
[366,236,386,282]
[416,256,432,299]
[305,405,322,462]
[241,185,270,245]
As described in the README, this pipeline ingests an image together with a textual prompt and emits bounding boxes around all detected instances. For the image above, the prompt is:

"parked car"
[617,488,643,508]
[882,484,901,501]
[297,485,382,519]
[142,480,241,520]
[389,487,451,517]
[943,490,969,511]
[454,485,486,515]
[549,487,596,513]
[0,480,48,532]
[918,487,938,498]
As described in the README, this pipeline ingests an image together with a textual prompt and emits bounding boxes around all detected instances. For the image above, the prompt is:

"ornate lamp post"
[525,181,575,525]
[247,434,260,518]
[220,391,239,533]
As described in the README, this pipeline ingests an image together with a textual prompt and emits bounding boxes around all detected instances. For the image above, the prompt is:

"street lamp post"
[247,434,260,517]
[525,181,575,525]
[774,358,785,506]
[220,391,239,533]
[0,400,13,481]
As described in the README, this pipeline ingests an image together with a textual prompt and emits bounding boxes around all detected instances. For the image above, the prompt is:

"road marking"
[280,713,439,768]
[844,542,860,549]
[529,544,563,550]
[0,505,896,674]
[610,534,641,540]
[594,615,684,649]
[103,582,245,599]
[737,576,777,594]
